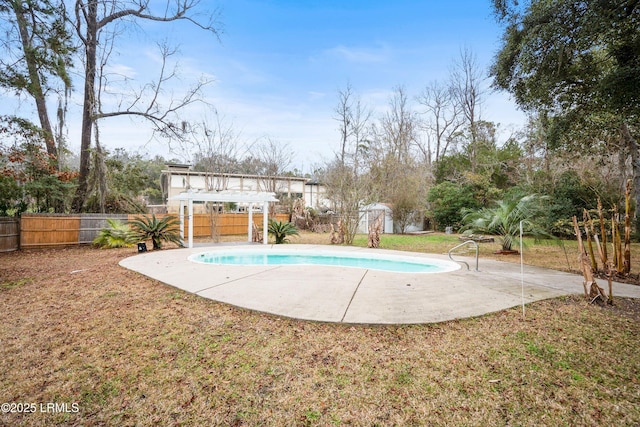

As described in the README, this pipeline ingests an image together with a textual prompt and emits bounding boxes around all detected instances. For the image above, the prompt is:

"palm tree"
[268,219,299,244]
[129,214,183,250]
[461,194,552,253]
[93,219,136,248]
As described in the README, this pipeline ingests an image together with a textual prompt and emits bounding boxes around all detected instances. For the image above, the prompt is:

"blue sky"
[2,0,526,172]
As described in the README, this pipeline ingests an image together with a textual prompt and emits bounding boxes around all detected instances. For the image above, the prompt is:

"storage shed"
[358,203,393,234]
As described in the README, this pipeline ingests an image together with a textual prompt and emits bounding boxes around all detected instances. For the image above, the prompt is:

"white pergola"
[170,190,279,248]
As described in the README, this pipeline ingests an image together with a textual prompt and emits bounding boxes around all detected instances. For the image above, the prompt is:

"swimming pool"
[189,249,461,273]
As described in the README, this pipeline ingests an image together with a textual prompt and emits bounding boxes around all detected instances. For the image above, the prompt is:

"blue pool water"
[189,251,460,273]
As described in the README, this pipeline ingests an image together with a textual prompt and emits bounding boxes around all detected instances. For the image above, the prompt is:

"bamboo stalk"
[573,215,591,298]
[611,211,617,271]
[624,179,632,274]
[589,208,609,302]
[583,209,598,272]
[593,234,605,268]
[612,209,623,274]
[608,261,614,305]
[589,209,607,268]
[598,198,608,262]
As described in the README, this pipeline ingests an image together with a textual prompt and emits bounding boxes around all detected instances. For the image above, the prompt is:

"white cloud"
[104,63,137,80]
[360,88,395,114]
[225,59,271,86]
[194,93,336,169]
[307,91,326,101]
[322,44,390,64]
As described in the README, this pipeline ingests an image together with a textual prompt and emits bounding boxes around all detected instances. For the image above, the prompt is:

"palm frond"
[461,194,554,251]
[93,218,136,248]
[129,214,183,250]
[267,220,299,244]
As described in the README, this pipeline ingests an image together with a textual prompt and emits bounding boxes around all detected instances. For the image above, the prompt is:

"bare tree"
[333,82,372,171]
[71,0,220,212]
[348,92,371,173]
[323,84,374,244]
[334,84,353,167]
[416,80,463,166]
[253,137,293,194]
[379,85,417,164]
[450,47,486,172]
[390,160,429,233]
[190,110,245,191]
[182,110,244,241]
[323,158,373,244]
[86,12,120,213]
[371,86,428,233]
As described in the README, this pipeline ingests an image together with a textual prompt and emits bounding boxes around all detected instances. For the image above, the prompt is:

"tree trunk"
[72,1,98,212]
[368,215,382,248]
[622,123,640,220]
[330,220,345,245]
[12,2,57,163]
[573,216,607,303]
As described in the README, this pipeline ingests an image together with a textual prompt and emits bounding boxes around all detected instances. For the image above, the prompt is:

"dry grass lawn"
[1,232,639,426]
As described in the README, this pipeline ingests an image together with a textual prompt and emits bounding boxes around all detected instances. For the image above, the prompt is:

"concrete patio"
[119,244,640,324]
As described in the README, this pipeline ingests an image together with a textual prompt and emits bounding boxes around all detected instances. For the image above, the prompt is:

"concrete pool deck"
[119,244,640,324]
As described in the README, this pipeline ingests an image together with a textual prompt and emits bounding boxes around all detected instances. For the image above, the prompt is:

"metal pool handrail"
[448,240,479,271]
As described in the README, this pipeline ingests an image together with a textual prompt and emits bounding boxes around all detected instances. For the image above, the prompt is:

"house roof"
[170,190,279,203]
[161,169,310,183]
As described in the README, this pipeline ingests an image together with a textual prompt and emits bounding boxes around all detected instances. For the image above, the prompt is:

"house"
[161,164,329,213]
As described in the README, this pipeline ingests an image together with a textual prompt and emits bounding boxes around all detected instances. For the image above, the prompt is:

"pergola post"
[263,201,268,245]
[188,199,193,249]
[247,203,253,243]
[179,200,185,240]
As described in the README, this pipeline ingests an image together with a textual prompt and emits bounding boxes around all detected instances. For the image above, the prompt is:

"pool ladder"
[448,240,479,271]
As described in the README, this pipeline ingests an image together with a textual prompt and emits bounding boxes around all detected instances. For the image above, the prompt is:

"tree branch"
[96,0,220,38]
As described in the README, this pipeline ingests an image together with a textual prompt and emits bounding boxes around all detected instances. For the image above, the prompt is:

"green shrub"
[93,219,136,248]
[427,182,481,231]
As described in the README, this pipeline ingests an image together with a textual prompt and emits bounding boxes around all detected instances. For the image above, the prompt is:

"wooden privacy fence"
[0,217,20,252]
[20,214,81,248]
[16,213,290,249]
[183,213,288,237]
[129,213,288,238]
